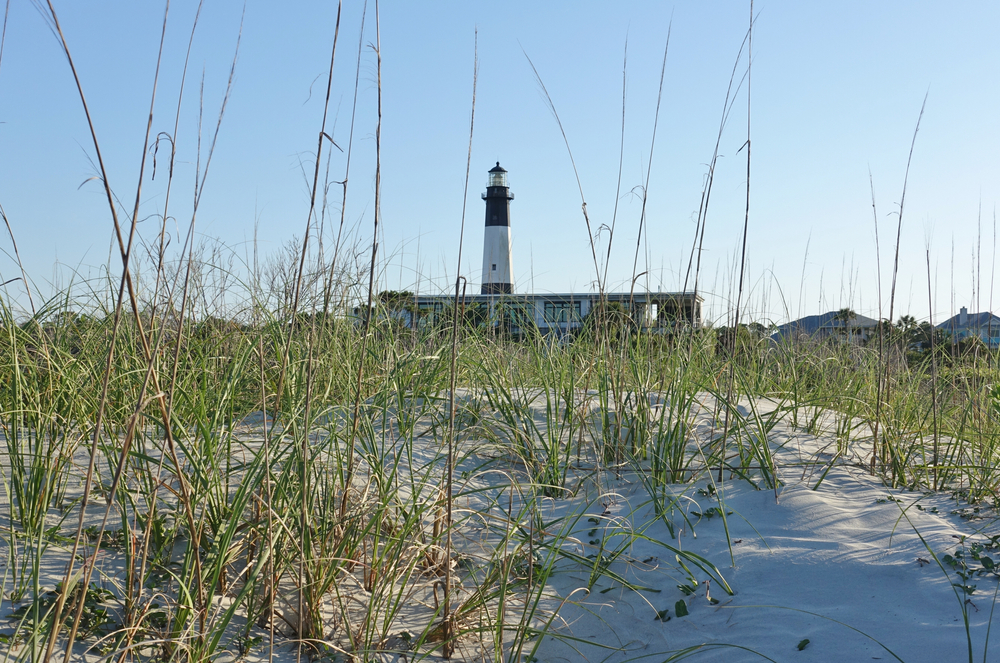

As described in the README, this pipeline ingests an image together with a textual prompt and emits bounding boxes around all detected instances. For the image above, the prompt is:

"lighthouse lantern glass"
[489,170,507,188]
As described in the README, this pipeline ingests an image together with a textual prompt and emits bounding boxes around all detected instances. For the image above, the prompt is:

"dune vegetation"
[3,2,1000,662]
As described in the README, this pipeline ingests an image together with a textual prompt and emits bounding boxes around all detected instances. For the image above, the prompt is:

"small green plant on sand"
[8,582,119,642]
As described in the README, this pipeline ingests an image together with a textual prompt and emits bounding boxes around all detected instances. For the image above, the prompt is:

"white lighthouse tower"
[481,162,514,294]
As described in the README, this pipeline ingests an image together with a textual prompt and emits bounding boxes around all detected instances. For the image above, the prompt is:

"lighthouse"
[481,162,514,294]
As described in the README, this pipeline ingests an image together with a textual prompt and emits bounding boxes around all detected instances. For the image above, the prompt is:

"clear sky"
[0,1,998,326]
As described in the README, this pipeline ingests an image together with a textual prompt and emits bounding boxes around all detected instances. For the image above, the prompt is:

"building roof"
[412,291,702,304]
[771,311,878,341]
[935,311,1000,330]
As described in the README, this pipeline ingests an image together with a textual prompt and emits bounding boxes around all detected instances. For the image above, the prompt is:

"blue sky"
[0,1,998,325]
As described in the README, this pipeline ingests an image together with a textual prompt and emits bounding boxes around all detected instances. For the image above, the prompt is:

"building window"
[495,302,534,330]
[543,301,581,323]
[492,263,497,271]
[417,302,445,325]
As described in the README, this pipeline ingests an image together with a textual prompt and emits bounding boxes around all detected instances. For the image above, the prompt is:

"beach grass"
[4,3,1000,662]
[2,275,1000,661]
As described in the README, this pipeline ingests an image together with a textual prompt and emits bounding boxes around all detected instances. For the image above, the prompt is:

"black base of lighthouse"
[481,283,512,295]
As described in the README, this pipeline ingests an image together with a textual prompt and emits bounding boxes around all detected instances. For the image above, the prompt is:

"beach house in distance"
[772,306,1000,349]
[406,163,702,335]
[936,307,1000,348]
[770,310,879,344]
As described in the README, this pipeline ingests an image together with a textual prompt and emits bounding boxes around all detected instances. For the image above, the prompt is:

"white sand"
[529,397,992,662]
[2,394,996,662]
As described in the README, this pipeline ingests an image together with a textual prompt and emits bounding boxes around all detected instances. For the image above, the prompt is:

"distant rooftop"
[771,311,879,342]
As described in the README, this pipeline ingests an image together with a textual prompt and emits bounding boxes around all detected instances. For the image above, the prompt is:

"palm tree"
[890,315,919,348]
[832,308,858,335]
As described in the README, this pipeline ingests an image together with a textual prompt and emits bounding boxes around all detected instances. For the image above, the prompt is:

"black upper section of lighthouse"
[482,162,514,227]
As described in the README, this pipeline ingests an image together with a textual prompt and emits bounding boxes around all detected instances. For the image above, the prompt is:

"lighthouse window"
[492,263,497,271]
